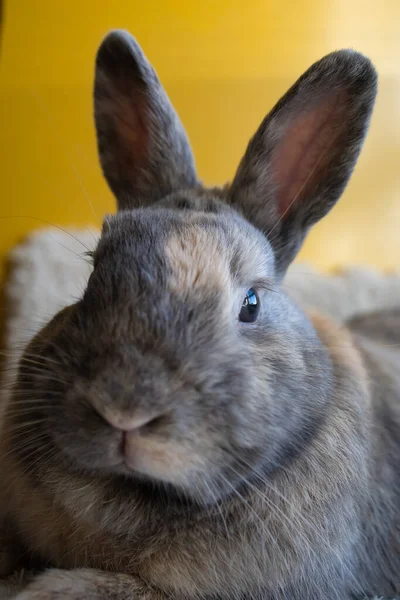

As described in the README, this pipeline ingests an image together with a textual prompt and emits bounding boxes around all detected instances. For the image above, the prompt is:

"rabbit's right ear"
[94,30,197,210]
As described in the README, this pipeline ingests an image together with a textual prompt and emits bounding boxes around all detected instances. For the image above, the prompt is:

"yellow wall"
[1,0,400,282]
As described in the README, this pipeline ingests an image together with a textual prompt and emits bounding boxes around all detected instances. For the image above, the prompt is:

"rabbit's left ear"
[94,30,197,211]
[229,50,377,277]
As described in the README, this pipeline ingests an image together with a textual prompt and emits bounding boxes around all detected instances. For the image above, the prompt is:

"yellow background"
[1,0,400,283]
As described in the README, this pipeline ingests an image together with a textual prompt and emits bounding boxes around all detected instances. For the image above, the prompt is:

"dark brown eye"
[239,288,260,323]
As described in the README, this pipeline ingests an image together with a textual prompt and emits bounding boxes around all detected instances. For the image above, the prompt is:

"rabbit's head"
[10,31,377,504]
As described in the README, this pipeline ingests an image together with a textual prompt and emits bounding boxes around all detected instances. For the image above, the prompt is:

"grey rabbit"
[0,29,399,600]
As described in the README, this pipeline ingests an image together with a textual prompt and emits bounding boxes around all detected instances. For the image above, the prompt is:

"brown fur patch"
[164,226,231,296]
[309,310,370,403]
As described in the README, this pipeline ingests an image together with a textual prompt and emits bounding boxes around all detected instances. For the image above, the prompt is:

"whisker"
[0,433,50,462]
[40,176,100,246]
[202,478,233,553]
[31,91,101,227]
[226,455,363,594]
[218,472,281,555]
[2,443,58,482]
[5,418,48,431]
[2,391,62,399]
[4,405,56,416]
[2,354,61,370]
[0,216,91,252]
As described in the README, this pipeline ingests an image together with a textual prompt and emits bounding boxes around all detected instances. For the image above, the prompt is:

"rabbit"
[0,28,399,600]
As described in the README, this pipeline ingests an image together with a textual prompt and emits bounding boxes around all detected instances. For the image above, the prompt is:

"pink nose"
[100,410,156,432]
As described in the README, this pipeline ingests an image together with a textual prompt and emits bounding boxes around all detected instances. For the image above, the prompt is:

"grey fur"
[0,30,399,600]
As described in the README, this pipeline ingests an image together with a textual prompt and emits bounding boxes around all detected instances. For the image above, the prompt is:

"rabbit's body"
[0,30,398,600]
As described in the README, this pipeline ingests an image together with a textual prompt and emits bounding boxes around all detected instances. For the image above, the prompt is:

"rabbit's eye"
[239,288,260,323]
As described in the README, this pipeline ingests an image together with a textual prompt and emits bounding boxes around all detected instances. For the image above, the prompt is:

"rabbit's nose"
[102,410,157,432]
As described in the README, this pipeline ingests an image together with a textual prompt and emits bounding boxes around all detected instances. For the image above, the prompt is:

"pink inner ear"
[270,91,348,217]
[113,82,150,174]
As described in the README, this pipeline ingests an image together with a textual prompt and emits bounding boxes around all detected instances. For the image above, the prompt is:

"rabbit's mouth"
[120,430,208,486]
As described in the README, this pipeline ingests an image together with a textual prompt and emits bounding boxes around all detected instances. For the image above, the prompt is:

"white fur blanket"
[1,227,400,599]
